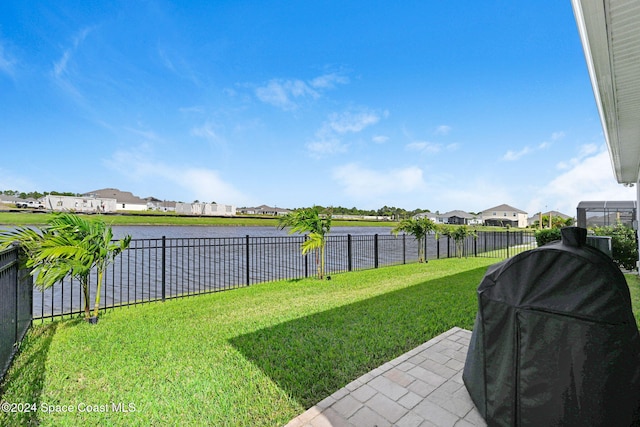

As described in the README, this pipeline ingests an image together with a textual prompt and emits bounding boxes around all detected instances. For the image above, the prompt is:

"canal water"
[111,225,395,239]
[33,225,401,319]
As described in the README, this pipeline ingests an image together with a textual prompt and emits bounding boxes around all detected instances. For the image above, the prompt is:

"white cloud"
[406,141,442,154]
[306,138,348,157]
[372,135,389,144]
[503,131,561,161]
[50,26,94,99]
[310,72,349,89]
[52,27,93,78]
[179,106,205,114]
[307,108,383,157]
[0,167,37,191]
[191,121,225,145]
[556,143,599,170]
[0,41,17,77]
[53,50,72,79]
[327,111,380,134]
[503,146,532,161]
[104,147,250,204]
[530,147,635,215]
[435,178,514,212]
[255,73,348,111]
[255,79,319,111]
[332,163,426,199]
[435,125,451,136]
[124,127,162,141]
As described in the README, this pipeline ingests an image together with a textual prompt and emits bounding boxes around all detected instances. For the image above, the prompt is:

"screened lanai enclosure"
[576,200,637,229]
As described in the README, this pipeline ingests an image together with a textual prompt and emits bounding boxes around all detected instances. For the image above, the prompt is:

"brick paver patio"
[285,327,486,427]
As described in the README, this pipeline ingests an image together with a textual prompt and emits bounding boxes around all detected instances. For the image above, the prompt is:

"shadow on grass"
[0,318,81,426]
[229,267,487,409]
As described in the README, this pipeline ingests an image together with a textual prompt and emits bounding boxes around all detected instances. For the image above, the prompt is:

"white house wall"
[175,202,236,216]
[482,210,528,228]
[43,195,117,213]
[116,202,148,212]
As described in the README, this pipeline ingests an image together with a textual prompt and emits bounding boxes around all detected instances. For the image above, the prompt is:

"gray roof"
[85,188,147,205]
[442,210,475,219]
[577,200,636,209]
[482,204,527,215]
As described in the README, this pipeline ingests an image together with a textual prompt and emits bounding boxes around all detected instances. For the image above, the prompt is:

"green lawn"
[0,258,496,426]
[2,259,638,426]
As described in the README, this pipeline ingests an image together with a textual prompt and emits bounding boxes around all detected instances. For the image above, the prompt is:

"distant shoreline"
[0,211,398,228]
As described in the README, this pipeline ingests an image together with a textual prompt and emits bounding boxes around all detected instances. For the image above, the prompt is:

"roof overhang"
[571,0,640,184]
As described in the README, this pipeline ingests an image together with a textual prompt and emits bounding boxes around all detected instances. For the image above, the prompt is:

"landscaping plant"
[391,216,436,262]
[441,225,477,258]
[593,223,638,270]
[277,206,332,279]
[534,228,562,247]
[0,213,131,322]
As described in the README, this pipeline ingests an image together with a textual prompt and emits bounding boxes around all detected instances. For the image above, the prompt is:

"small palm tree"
[441,225,476,258]
[277,206,332,279]
[0,213,131,322]
[392,217,436,262]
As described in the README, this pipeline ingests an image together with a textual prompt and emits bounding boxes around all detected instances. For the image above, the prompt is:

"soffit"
[572,0,640,183]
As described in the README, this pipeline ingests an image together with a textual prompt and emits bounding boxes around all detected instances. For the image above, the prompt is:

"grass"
[0,211,397,227]
[4,259,637,426]
[628,274,640,329]
[0,257,496,426]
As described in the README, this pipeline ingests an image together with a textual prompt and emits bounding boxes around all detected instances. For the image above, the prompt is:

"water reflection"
[111,225,395,240]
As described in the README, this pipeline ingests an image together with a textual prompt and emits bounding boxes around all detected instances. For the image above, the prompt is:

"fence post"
[424,234,428,262]
[447,236,451,258]
[506,230,510,258]
[14,261,18,351]
[437,238,440,259]
[245,235,250,286]
[347,234,353,272]
[161,236,166,302]
[403,234,406,264]
[474,235,477,257]
[304,235,309,278]
[374,234,379,268]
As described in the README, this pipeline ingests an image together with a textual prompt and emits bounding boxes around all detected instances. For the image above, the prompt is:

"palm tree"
[277,206,332,279]
[0,213,131,322]
[441,225,476,258]
[392,217,436,262]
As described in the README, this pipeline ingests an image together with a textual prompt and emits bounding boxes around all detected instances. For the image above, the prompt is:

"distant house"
[414,212,441,222]
[85,188,148,211]
[43,194,117,213]
[481,204,528,228]
[175,202,236,216]
[0,194,23,205]
[145,197,176,212]
[527,210,573,227]
[237,205,291,216]
[441,210,482,225]
[414,210,481,225]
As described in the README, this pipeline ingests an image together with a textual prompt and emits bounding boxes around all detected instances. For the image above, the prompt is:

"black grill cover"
[463,227,640,426]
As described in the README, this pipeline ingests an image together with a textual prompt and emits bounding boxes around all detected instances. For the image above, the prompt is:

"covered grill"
[463,227,640,426]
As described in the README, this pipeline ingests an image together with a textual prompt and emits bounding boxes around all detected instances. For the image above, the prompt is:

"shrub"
[534,228,561,247]
[593,224,638,271]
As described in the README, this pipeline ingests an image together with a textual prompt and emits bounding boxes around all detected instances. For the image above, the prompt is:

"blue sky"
[0,1,635,215]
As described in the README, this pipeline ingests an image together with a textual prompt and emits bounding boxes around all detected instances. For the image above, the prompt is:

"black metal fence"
[0,245,32,383]
[32,230,537,321]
